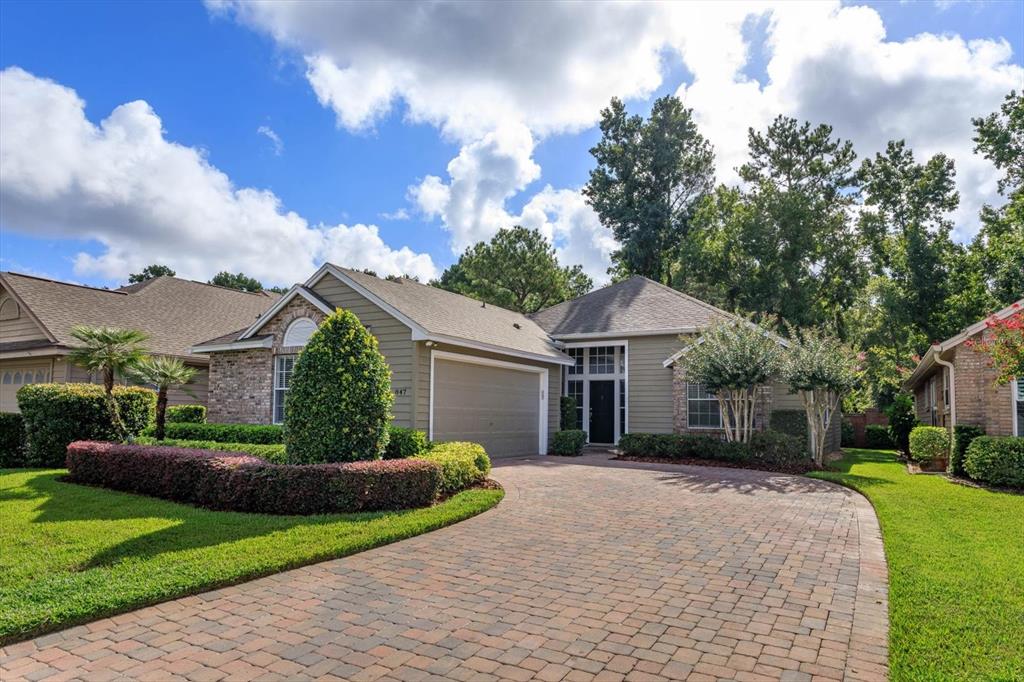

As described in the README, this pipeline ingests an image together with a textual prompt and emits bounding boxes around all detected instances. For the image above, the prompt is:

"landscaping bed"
[0,468,502,644]
[615,431,817,474]
[614,453,819,475]
[809,448,1024,680]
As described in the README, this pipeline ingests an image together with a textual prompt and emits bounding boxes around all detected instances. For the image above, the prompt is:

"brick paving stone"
[0,454,888,681]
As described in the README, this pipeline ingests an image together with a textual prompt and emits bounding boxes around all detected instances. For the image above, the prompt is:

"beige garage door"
[0,363,51,413]
[433,358,541,458]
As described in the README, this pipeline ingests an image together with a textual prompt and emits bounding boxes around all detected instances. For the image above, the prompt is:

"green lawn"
[809,449,1024,681]
[0,469,503,644]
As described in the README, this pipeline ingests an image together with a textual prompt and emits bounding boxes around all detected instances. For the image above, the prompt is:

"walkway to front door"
[0,454,888,681]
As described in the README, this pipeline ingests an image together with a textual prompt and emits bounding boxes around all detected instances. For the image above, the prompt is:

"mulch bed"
[613,454,819,476]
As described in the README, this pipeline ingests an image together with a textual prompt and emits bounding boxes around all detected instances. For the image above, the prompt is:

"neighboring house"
[196,265,838,458]
[904,299,1024,439]
[0,273,279,413]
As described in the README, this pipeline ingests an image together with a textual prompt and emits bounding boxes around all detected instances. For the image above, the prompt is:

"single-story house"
[195,264,838,458]
[904,299,1024,438]
[0,272,279,412]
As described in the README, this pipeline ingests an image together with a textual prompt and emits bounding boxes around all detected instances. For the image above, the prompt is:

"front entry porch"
[563,343,627,445]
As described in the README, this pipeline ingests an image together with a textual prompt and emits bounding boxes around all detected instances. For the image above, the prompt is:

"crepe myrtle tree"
[782,328,860,466]
[675,318,783,443]
[284,308,394,463]
[965,306,1023,385]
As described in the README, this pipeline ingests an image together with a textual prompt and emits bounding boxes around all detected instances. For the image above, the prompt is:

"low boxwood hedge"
[135,437,287,464]
[618,430,811,471]
[166,404,206,424]
[160,421,284,444]
[384,426,429,459]
[864,424,894,450]
[0,412,26,467]
[416,441,491,496]
[963,436,1024,488]
[908,426,949,463]
[66,441,442,514]
[950,424,985,477]
[18,384,155,467]
[552,429,586,456]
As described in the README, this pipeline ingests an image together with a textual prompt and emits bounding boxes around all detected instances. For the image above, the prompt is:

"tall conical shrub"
[284,309,393,463]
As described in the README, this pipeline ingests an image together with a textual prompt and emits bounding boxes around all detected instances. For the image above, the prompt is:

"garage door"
[0,363,51,413]
[432,357,543,458]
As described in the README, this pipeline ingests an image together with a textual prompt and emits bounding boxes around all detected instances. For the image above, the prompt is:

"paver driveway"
[1,454,888,682]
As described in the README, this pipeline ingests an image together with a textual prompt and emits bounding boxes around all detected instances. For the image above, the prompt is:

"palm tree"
[68,326,149,440]
[131,356,197,440]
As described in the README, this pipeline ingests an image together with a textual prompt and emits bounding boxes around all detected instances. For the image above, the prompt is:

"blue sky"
[1,0,1021,288]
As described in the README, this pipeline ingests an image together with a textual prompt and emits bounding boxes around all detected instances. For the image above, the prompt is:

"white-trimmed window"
[687,383,722,429]
[1015,378,1023,437]
[567,348,583,375]
[283,317,317,348]
[566,380,584,429]
[942,369,950,411]
[588,346,615,374]
[273,355,297,424]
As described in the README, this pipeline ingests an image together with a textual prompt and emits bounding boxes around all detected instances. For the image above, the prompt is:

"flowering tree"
[966,306,1024,385]
[782,329,860,466]
[675,319,783,443]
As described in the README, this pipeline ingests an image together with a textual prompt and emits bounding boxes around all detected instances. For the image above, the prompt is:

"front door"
[589,380,615,443]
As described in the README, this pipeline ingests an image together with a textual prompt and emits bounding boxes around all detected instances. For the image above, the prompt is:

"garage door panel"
[0,363,51,413]
[433,359,541,458]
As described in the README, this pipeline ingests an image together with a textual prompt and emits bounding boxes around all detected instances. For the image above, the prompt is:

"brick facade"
[207,297,328,424]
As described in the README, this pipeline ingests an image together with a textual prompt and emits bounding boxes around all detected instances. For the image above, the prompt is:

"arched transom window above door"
[283,317,317,348]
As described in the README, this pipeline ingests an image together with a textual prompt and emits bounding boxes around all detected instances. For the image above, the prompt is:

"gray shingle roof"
[0,273,279,358]
[331,267,569,362]
[530,276,728,337]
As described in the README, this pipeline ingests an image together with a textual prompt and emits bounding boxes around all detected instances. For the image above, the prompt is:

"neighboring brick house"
[0,272,278,412]
[197,265,842,458]
[904,300,1024,439]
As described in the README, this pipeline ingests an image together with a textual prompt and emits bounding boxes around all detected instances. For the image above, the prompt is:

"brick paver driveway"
[1,455,888,682]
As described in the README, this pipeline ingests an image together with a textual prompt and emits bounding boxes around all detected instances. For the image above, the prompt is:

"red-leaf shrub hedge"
[66,441,443,514]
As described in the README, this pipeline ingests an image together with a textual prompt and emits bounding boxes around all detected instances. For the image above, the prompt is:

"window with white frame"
[588,346,615,374]
[567,348,583,375]
[283,317,317,348]
[942,369,949,411]
[567,380,584,429]
[687,383,722,429]
[273,355,297,424]
[1015,379,1023,437]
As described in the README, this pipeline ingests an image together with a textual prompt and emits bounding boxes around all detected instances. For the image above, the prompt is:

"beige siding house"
[0,273,278,413]
[904,300,1023,439]
[199,267,837,458]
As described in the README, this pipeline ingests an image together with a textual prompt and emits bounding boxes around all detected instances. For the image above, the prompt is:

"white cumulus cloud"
[0,67,438,285]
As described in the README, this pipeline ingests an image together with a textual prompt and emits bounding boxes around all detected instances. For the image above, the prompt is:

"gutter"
[934,350,956,428]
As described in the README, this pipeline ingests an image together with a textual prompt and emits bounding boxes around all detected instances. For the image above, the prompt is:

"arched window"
[36,370,48,383]
[0,298,18,321]
[283,317,317,348]
[12,372,22,384]
[1,372,11,384]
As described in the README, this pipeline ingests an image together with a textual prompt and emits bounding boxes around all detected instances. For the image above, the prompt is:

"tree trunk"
[155,387,168,441]
[103,367,128,441]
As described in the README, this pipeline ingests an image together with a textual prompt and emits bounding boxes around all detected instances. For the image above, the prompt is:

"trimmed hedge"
[950,424,985,477]
[908,426,949,463]
[618,431,811,471]
[284,309,393,464]
[384,426,430,459]
[865,424,894,450]
[18,384,155,467]
[963,436,1024,488]
[0,412,27,468]
[552,429,586,456]
[166,404,206,424]
[417,441,491,496]
[136,437,287,464]
[161,422,284,444]
[560,396,578,431]
[66,441,442,514]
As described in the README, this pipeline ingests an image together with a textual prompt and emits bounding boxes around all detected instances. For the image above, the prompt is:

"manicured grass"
[809,449,1024,681]
[0,468,503,644]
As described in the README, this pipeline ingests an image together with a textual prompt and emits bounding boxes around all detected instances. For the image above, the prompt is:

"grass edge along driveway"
[0,469,503,644]
[809,448,1023,681]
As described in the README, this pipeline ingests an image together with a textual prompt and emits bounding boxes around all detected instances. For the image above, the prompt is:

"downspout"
[934,346,955,429]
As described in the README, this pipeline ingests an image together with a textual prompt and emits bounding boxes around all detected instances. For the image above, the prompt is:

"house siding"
[312,276,416,427]
[0,290,49,343]
[626,334,681,434]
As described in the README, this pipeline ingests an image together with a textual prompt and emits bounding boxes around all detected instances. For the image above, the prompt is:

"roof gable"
[0,273,280,358]
[530,276,729,338]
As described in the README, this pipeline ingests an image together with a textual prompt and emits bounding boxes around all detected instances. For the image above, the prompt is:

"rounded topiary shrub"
[963,436,1024,488]
[284,309,393,463]
[166,404,206,424]
[908,425,949,463]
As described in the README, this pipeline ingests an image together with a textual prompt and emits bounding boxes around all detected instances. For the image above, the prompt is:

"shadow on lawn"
[17,471,409,570]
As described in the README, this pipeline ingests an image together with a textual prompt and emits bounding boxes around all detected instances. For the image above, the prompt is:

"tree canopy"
[433,226,593,313]
[208,271,265,292]
[127,264,175,283]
